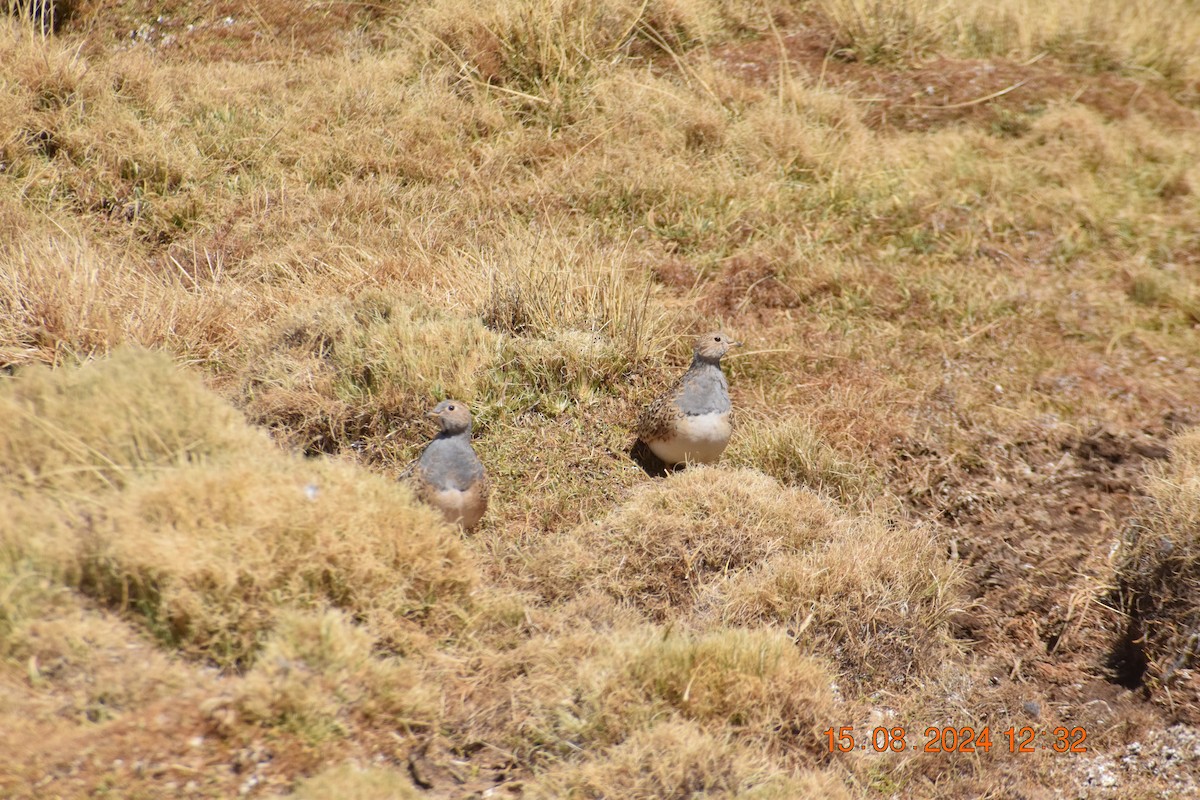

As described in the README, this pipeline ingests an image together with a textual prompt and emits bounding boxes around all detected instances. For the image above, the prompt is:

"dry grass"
[3,596,189,723]
[1115,429,1200,702]
[535,469,846,616]
[718,515,959,687]
[524,719,851,799]
[726,417,881,505]
[223,610,436,742]
[0,348,261,493]
[608,627,835,756]
[531,468,957,686]
[282,764,423,800]
[821,0,1200,82]
[238,292,503,456]
[1,0,1199,795]
[85,455,475,663]
[2,349,476,667]
[0,490,74,625]
[412,0,767,102]
[445,624,837,771]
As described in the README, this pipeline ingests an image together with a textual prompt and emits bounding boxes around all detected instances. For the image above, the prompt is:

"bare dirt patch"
[699,254,804,320]
[65,0,379,60]
[886,415,1196,792]
[709,24,1200,133]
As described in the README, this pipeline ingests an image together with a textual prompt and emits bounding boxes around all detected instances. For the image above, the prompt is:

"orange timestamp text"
[823,726,1088,754]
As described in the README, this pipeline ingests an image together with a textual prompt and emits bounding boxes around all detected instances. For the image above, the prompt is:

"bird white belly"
[647,411,732,465]
[431,488,486,529]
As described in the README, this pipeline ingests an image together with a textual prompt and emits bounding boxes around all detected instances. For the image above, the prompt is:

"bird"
[635,331,741,467]
[410,399,489,530]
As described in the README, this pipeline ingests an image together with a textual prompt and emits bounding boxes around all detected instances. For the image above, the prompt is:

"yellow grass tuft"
[457,624,836,767]
[228,610,436,742]
[0,224,270,369]
[83,454,475,665]
[525,719,850,799]
[413,0,762,105]
[821,0,1200,82]
[534,466,957,685]
[0,347,263,493]
[606,627,836,756]
[0,489,75,596]
[240,292,502,455]
[1125,268,1200,326]
[2,349,477,666]
[469,227,677,365]
[727,417,880,505]
[718,514,960,687]
[536,468,841,616]
[499,330,632,408]
[819,0,947,63]
[3,597,189,723]
[237,280,670,462]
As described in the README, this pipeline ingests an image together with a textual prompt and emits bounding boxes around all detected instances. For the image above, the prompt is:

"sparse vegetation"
[727,417,880,505]
[1,0,1199,796]
[228,609,436,742]
[1115,429,1200,696]
[283,764,423,800]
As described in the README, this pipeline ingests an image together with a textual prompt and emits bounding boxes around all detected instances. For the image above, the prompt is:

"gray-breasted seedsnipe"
[636,331,741,466]
[412,399,489,530]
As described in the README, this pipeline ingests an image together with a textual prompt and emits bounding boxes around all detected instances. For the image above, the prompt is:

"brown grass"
[821,0,1200,82]
[530,468,957,687]
[1,590,190,723]
[86,455,475,663]
[2,0,1200,795]
[444,624,836,771]
[608,627,836,756]
[726,417,881,505]
[225,610,436,742]
[535,469,846,616]
[718,517,958,688]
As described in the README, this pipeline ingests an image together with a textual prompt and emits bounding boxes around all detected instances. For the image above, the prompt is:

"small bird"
[411,400,489,530]
[636,331,741,467]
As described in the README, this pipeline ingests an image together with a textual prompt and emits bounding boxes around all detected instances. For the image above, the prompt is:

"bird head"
[427,399,473,434]
[693,331,741,363]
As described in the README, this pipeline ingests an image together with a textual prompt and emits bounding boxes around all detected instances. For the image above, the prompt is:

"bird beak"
[731,340,743,348]
[426,411,440,420]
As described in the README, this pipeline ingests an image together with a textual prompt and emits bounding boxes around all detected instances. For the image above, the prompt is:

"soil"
[888,415,1200,795]
[707,21,1200,134]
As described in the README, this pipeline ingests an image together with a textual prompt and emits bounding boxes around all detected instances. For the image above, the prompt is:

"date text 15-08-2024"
[823,726,1088,754]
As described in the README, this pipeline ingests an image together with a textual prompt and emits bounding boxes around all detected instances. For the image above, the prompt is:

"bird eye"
[714,336,722,342]
[448,404,456,411]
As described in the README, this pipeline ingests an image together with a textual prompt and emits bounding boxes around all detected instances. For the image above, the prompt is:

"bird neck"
[691,354,723,369]
[436,427,472,440]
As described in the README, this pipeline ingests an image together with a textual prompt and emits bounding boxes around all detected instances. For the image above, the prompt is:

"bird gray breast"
[675,362,731,416]
[418,434,485,491]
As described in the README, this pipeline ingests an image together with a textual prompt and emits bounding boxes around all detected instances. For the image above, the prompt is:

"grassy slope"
[2,0,1200,796]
